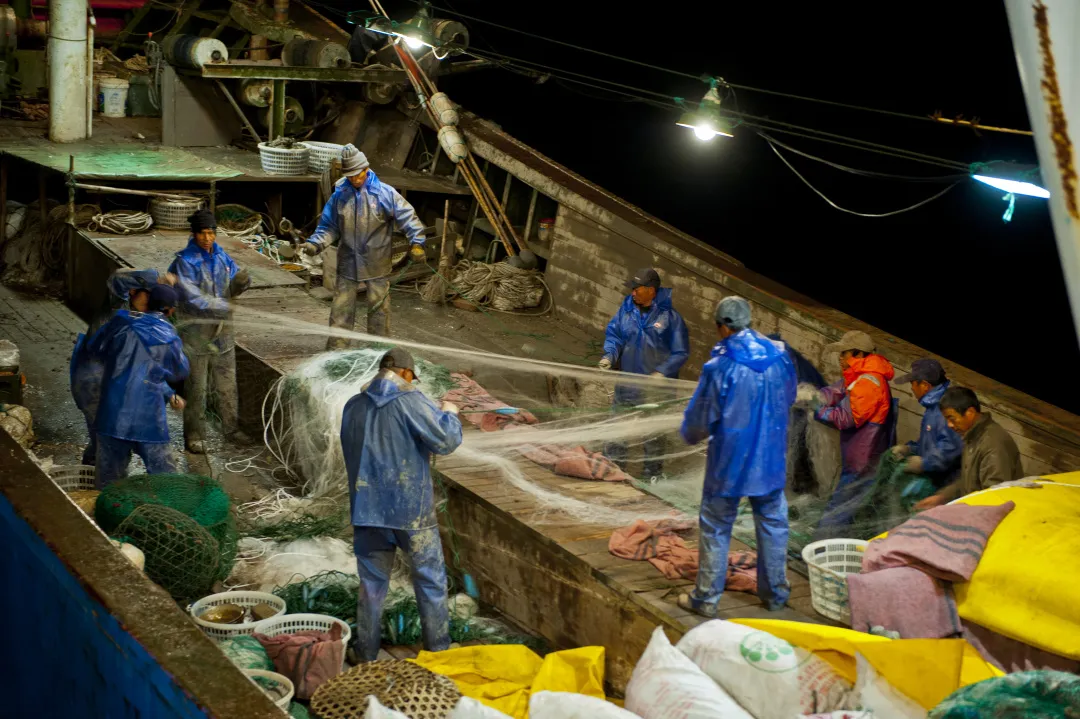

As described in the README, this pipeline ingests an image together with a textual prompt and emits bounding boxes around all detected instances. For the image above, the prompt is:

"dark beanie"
[189,208,217,233]
[148,284,179,312]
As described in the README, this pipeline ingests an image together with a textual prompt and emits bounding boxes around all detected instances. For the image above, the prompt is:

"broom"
[420,199,452,303]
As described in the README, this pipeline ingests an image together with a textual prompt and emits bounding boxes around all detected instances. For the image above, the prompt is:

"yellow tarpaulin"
[732,619,1002,710]
[411,645,605,718]
[951,477,1080,660]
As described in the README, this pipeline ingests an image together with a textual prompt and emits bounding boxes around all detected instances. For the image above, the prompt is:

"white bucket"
[99,77,129,118]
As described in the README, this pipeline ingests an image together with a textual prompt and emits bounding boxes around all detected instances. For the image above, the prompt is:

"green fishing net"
[239,506,350,543]
[273,570,359,621]
[220,635,274,671]
[114,504,220,601]
[930,670,1080,718]
[95,472,237,579]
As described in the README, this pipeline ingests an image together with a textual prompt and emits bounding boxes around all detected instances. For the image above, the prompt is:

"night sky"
[354,1,1078,414]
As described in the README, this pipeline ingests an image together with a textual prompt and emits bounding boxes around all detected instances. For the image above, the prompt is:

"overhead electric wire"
[422,1,1030,136]
[462,46,974,173]
[766,141,959,217]
[757,132,970,182]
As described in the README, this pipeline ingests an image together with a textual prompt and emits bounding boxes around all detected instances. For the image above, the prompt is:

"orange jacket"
[841,354,895,426]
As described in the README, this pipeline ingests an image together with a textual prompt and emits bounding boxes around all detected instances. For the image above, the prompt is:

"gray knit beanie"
[341,144,370,177]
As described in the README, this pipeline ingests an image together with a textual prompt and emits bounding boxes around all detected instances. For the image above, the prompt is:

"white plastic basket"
[254,613,351,663]
[258,142,310,176]
[48,465,97,492]
[801,538,868,625]
[301,141,344,173]
[243,669,294,710]
[189,591,287,642]
[150,196,204,229]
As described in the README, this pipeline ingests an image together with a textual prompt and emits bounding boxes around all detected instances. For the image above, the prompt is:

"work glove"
[891,444,912,459]
[231,268,251,297]
[913,493,948,512]
[300,242,320,257]
[441,401,459,415]
[409,243,427,263]
[903,455,924,474]
[597,357,612,370]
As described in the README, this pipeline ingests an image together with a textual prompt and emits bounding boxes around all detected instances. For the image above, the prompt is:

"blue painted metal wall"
[0,493,211,718]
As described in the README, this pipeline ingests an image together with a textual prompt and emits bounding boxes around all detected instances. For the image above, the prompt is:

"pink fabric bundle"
[254,624,343,699]
[442,373,539,432]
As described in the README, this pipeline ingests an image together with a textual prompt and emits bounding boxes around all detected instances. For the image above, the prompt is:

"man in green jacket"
[914,385,1024,509]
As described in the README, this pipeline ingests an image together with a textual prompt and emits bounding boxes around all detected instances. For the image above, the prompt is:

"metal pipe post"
[271,79,286,140]
[48,0,88,142]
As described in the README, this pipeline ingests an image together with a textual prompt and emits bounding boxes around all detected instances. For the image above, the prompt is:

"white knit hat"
[341,144,370,177]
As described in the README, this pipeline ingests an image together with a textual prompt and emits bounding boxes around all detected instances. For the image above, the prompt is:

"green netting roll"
[930,670,1080,718]
[95,472,235,579]
[115,504,220,601]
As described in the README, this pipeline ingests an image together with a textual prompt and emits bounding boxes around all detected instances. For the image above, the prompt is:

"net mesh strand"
[114,504,220,601]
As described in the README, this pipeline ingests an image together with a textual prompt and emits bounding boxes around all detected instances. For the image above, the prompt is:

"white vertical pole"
[48,0,88,143]
[1005,0,1080,338]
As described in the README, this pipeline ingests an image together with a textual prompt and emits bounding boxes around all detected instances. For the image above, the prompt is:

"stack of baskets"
[150,196,205,229]
[188,590,287,643]
[258,142,309,176]
[300,141,343,173]
[801,538,868,625]
[48,464,96,492]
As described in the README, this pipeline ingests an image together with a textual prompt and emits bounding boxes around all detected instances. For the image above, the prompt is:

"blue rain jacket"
[308,171,426,282]
[681,328,797,499]
[341,370,463,530]
[168,239,249,355]
[603,288,689,404]
[907,380,962,477]
[71,269,163,411]
[89,309,190,443]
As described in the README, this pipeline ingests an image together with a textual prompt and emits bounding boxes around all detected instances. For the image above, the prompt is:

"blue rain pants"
[95,434,177,489]
[689,488,790,612]
[352,525,450,661]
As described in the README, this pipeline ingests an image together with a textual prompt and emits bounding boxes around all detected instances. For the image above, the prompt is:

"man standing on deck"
[89,285,189,487]
[169,209,251,454]
[812,330,896,537]
[890,358,962,488]
[598,267,689,480]
[678,297,797,617]
[70,268,177,465]
[913,386,1024,510]
[340,347,462,661]
[301,144,427,348]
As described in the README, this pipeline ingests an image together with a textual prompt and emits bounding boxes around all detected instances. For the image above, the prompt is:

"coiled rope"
[426,259,552,314]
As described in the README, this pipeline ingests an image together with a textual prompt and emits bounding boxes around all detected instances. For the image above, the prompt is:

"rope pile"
[87,210,153,235]
[448,260,551,314]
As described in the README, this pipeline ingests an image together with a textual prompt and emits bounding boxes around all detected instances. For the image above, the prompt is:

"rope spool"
[161,35,227,69]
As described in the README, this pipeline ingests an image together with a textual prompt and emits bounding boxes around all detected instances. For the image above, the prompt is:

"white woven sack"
[675,620,856,718]
[448,697,513,719]
[530,691,641,719]
[625,626,753,719]
[853,654,924,719]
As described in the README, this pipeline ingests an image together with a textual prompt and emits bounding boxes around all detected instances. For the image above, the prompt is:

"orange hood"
[843,354,895,385]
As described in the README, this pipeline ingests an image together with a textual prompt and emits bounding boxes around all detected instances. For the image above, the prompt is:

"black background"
[338,1,1078,413]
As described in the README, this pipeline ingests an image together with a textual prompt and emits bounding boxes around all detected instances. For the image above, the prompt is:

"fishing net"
[220,635,275,671]
[930,670,1080,718]
[114,504,220,601]
[95,472,238,580]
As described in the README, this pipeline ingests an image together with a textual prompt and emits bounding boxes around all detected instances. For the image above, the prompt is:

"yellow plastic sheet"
[411,645,606,718]
[732,619,1001,710]
[951,477,1080,660]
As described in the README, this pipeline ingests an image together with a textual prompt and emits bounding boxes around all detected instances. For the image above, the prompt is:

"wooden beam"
[165,0,204,38]
[196,63,407,84]
[110,1,155,52]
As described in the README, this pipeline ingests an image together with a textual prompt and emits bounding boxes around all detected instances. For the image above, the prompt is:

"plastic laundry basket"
[150,196,204,229]
[301,141,344,173]
[801,538,868,625]
[254,613,351,667]
[48,465,97,492]
[258,142,309,176]
[243,669,294,710]
[189,590,287,642]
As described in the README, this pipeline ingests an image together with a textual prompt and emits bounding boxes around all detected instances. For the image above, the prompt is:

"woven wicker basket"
[310,660,461,719]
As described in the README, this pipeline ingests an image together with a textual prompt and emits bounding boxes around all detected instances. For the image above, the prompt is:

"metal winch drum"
[162,35,228,69]
[282,39,350,69]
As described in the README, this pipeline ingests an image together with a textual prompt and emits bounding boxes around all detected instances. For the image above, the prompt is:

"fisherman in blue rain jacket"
[70,268,177,464]
[168,209,251,454]
[678,296,797,618]
[598,267,689,480]
[302,144,426,348]
[340,347,463,661]
[89,285,190,488]
[890,358,962,486]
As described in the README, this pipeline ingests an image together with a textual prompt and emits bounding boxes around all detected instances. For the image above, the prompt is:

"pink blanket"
[609,519,758,591]
[848,566,961,638]
[442,373,539,432]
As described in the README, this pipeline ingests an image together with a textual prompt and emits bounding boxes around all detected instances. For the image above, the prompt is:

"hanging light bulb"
[972,174,1050,198]
[675,79,734,141]
[403,34,426,50]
